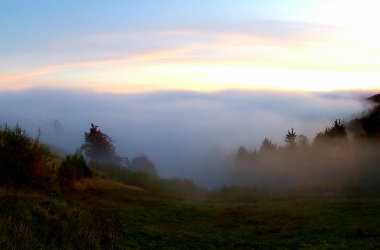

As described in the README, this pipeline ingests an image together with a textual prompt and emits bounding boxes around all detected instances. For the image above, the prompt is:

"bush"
[58,154,91,187]
[130,155,158,176]
[0,123,49,188]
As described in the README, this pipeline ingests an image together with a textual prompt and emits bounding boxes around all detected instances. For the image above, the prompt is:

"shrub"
[0,123,49,188]
[58,154,91,187]
[130,154,158,176]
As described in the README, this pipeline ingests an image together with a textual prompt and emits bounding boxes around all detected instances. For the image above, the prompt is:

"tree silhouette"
[259,138,276,153]
[81,123,122,164]
[296,134,309,147]
[284,128,297,148]
[313,119,347,144]
[130,154,157,176]
[329,119,347,139]
[362,106,380,137]
[236,146,248,160]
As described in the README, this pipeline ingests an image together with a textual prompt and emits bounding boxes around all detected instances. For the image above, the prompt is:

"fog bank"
[0,88,372,186]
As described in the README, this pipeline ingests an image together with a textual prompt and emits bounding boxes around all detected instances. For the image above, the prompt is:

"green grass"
[1,179,380,249]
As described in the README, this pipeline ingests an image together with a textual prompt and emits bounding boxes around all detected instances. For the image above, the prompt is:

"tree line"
[2,94,380,199]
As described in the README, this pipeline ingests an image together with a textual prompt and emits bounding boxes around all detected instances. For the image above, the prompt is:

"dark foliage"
[235,146,248,162]
[130,155,158,176]
[0,123,50,188]
[81,124,122,164]
[58,154,91,187]
[284,128,297,148]
[367,93,380,104]
[259,138,276,153]
[296,134,309,147]
[362,105,380,137]
[313,119,347,144]
[347,94,380,138]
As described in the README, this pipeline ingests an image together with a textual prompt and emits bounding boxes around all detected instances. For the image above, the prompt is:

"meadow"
[1,178,380,250]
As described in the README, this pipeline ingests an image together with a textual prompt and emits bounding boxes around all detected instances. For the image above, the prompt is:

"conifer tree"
[313,119,347,144]
[296,134,309,147]
[236,146,249,162]
[284,128,297,148]
[260,138,276,153]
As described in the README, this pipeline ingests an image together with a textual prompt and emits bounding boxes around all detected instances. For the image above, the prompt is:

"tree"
[362,106,380,137]
[296,134,309,147]
[329,119,347,139]
[235,146,250,169]
[284,128,297,148]
[130,154,157,176]
[81,123,122,164]
[236,146,248,161]
[313,119,347,144]
[259,138,276,153]
[313,128,330,144]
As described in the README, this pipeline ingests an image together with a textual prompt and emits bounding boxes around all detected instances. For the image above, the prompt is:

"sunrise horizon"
[2,1,380,93]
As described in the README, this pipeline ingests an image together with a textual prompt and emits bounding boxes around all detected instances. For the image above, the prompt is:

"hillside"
[2,94,380,249]
[1,177,380,249]
[367,94,380,104]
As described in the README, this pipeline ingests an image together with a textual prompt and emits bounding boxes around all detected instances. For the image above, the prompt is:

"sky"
[1,0,380,92]
[1,1,380,184]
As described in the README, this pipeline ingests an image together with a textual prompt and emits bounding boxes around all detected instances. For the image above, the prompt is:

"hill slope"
[1,178,380,249]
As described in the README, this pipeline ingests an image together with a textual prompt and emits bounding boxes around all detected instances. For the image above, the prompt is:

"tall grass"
[0,189,122,249]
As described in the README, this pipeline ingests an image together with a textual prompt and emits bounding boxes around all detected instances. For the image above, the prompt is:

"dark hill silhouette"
[367,94,380,104]
[348,93,380,137]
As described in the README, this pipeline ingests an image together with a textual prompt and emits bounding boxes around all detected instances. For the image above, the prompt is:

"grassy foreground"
[1,178,380,249]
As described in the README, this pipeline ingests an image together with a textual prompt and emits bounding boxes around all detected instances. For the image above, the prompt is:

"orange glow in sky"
[1,1,380,93]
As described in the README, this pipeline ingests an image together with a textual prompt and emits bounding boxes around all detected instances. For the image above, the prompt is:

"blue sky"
[1,0,380,92]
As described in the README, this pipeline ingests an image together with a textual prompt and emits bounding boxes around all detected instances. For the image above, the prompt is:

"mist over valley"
[1,88,376,189]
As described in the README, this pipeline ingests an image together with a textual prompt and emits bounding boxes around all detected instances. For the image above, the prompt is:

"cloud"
[0,88,371,181]
[3,20,380,92]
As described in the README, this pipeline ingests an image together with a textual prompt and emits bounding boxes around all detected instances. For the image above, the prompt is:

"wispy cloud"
[1,20,380,92]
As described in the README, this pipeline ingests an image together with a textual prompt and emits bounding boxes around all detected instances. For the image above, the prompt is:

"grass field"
[1,178,380,249]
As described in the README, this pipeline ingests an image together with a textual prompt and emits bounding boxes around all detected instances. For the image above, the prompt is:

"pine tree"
[296,134,309,147]
[313,119,347,144]
[284,128,297,148]
[236,146,248,162]
[260,138,276,153]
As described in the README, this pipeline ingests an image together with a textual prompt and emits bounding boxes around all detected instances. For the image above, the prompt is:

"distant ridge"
[367,94,380,103]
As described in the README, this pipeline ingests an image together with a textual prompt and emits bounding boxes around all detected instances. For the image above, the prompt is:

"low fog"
[0,88,375,188]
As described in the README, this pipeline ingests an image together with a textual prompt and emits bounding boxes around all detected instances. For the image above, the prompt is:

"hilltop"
[367,93,380,103]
